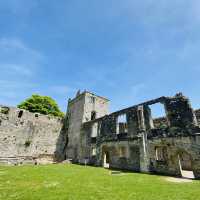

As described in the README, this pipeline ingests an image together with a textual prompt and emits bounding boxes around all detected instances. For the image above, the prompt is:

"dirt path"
[165,177,193,183]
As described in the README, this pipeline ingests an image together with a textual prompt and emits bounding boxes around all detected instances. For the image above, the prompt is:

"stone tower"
[66,91,109,162]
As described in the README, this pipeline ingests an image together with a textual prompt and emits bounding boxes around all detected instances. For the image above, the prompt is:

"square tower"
[66,91,109,162]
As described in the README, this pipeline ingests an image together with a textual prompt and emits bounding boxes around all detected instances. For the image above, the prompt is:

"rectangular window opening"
[155,146,167,161]
[18,110,23,118]
[116,114,127,134]
[119,146,127,158]
[137,106,145,130]
[90,96,95,104]
[91,111,96,120]
[91,122,98,138]
[92,147,97,156]
[149,103,168,129]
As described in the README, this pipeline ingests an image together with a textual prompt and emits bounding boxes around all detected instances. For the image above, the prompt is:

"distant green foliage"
[18,94,64,118]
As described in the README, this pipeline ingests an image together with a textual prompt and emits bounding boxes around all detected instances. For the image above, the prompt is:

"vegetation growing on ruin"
[0,107,10,115]
[18,95,64,118]
[0,164,199,200]
[24,140,31,147]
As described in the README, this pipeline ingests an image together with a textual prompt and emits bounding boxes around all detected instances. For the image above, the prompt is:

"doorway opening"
[103,151,110,168]
[178,152,194,179]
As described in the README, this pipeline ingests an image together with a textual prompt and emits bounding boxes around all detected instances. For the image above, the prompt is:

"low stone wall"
[0,105,67,165]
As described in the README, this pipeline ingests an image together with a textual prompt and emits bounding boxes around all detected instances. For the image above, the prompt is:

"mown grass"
[0,164,200,200]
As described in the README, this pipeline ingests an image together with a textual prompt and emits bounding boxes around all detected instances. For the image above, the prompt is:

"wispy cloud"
[0,37,43,78]
[0,37,44,106]
[50,85,76,95]
[0,0,200,113]
[1,64,33,76]
[0,38,43,62]
[0,79,38,106]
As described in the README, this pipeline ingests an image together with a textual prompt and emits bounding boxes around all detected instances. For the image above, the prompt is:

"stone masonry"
[67,92,200,179]
[0,105,67,165]
[0,91,200,179]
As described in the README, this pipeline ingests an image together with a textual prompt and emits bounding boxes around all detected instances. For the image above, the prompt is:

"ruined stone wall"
[83,92,109,122]
[66,94,85,160]
[147,135,200,178]
[66,91,109,163]
[98,140,141,171]
[153,117,168,129]
[152,109,200,129]
[81,93,200,179]
[195,109,200,125]
[0,105,67,165]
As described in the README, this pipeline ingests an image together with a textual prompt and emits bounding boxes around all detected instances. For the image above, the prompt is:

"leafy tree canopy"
[18,94,64,118]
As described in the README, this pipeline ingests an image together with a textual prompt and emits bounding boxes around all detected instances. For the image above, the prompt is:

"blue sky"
[0,0,200,116]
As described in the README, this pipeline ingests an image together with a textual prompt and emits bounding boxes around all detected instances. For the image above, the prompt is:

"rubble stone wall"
[0,105,67,165]
[80,94,200,179]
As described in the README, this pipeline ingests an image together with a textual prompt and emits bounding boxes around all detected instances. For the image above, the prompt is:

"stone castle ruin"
[1,91,200,179]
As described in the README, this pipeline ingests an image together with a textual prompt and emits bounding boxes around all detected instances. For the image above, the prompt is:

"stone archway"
[178,151,194,179]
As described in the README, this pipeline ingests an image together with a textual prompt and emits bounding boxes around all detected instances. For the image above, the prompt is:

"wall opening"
[149,103,166,119]
[149,103,168,129]
[92,147,97,156]
[137,106,146,131]
[91,122,98,138]
[116,114,127,134]
[178,152,194,179]
[155,146,167,161]
[90,96,95,104]
[91,111,96,120]
[18,110,23,118]
[103,151,110,168]
[119,146,127,158]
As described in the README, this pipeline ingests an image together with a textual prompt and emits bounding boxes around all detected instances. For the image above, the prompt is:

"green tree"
[18,94,64,118]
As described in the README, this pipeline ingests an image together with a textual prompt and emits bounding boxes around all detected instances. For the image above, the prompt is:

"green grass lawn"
[0,164,200,200]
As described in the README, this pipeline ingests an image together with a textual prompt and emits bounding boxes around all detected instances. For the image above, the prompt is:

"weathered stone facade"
[67,92,200,179]
[0,105,67,165]
[1,91,200,179]
[66,91,109,163]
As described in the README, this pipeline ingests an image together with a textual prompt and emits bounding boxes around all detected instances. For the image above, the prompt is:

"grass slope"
[0,164,200,200]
